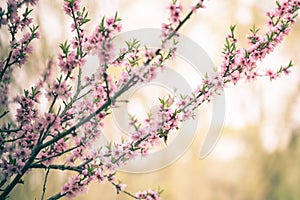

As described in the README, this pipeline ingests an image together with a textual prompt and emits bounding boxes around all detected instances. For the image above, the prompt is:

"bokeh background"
[2,0,300,199]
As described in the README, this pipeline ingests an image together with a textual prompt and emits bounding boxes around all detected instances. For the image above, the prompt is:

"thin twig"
[47,192,63,200]
[0,111,9,119]
[31,164,81,173]
[41,168,50,200]
[0,128,21,134]
[111,182,138,199]
[31,144,81,166]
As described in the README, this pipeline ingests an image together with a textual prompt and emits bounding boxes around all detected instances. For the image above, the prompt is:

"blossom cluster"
[0,0,299,199]
[162,1,183,43]
[0,0,39,107]
[220,0,299,84]
[135,189,162,200]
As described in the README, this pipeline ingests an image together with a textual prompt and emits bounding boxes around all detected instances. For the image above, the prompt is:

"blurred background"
[2,0,300,199]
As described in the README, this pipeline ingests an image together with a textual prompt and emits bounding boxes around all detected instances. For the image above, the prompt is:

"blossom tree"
[0,0,299,199]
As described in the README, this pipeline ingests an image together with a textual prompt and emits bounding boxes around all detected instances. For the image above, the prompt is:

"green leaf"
[230,24,236,36]
[114,11,121,22]
[24,7,33,17]
[276,1,281,8]
[59,41,70,55]
[250,24,260,34]
[82,18,90,25]
[158,97,165,106]
[100,17,105,32]
[88,164,93,173]
[24,89,29,98]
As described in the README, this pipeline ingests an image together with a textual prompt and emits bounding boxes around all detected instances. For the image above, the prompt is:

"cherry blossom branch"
[32,144,82,166]
[37,0,206,155]
[40,2,300,199]
[0,23,17,80]
[39,76,137,151]
[111,182,138,199]
[1,0,299,199]
[164,0,204,42]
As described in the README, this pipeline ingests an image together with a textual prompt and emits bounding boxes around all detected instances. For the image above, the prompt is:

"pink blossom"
[47,79,71,101]
[282,67,291,75]
[58,51,84,73]
[61,175,88,198]
[265,69,277,81]
[63,0,81,16]
[94,170,106,183]
[135,189,161,200]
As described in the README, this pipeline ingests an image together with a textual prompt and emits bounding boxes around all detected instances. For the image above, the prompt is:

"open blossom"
[161,2,183,40]
[135,189,161,200]
[61,175,88,198]
[58,51,85,73]
[10,31,37,67]
[168,3,183,23]
[118,183,126,191]
[85,15,122,64]
[15,96,37,123]
[282,67,291,75]
[245,71,258,81]
[106,17,122,32]
[98,42,115,64]
[33,112,62,132]
[265,69,278,81]
[191,0,205,13]
[63,0,81,16]
[229,71,241,85]
[47,79,71,100]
